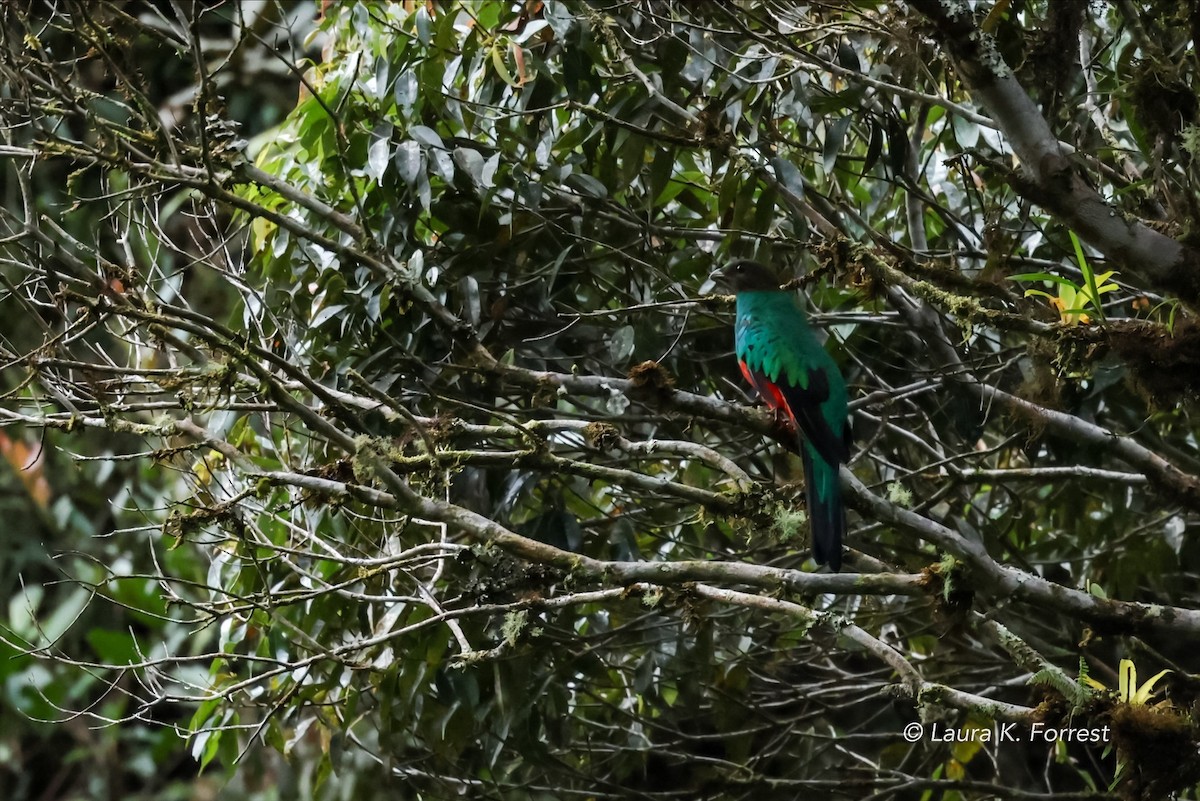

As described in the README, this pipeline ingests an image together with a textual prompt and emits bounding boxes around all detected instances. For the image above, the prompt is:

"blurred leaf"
[823,116,852,173]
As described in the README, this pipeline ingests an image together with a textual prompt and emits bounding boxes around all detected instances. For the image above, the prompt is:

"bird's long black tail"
[801,442,844,571]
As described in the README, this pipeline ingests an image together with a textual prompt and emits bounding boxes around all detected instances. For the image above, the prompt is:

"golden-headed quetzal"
[714,260,850,571]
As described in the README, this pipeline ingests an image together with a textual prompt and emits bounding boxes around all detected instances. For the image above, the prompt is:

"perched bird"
[713,259,851,570]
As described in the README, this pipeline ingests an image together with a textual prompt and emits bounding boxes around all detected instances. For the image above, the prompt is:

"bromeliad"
[714,260,851,570]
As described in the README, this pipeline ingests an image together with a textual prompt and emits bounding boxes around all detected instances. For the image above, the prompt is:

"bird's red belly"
[739,360,793,421]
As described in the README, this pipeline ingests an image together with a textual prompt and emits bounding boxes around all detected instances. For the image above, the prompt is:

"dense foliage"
[3,1,1200,799]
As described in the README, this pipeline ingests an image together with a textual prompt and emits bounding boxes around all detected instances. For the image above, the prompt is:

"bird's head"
[711,259,783,292]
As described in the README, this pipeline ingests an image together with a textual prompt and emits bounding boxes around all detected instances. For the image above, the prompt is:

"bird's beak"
[704,267,726,295]
[702,269,722,295]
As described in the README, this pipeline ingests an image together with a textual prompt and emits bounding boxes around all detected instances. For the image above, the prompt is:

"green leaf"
[491,44,518,87]
[413,5,432,44]
[1070,230,1112,322]
[1009,272,1078,288]
[366,132,391,183]
[565,173,608,199]
[394,140,423,186]
[609,325,635,363]
[823,116,852,173]
[453,148,484,183]
[409,125,444,149]
[863,119,883,173]
[771,156,805,200]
